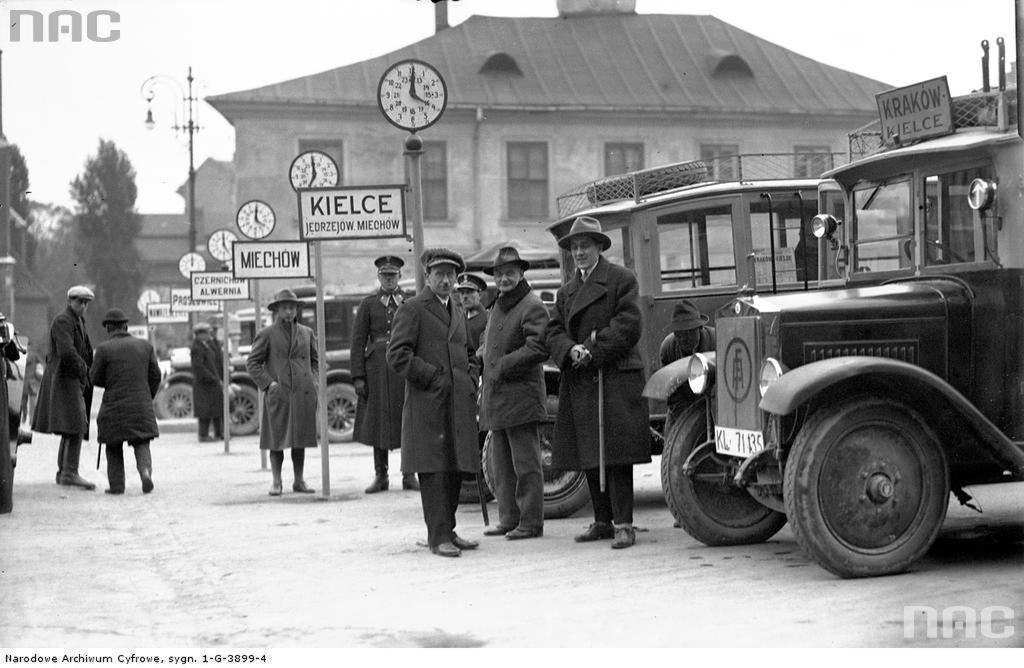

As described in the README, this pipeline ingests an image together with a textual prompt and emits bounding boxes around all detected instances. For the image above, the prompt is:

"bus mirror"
[812,214,839,240]
[967,178,997,211]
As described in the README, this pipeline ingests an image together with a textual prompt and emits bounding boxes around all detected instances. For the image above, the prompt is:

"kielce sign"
[297,185,407,240]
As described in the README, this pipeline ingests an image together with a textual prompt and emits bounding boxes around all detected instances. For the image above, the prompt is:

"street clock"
[288,151,339,190]
[377,59,447,132]
[235,200,277,240]
[207,228,238,262]
[178,252,206,279]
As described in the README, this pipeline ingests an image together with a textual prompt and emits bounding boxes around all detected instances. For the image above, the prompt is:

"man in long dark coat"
[190,323,224,442]
[387,248,481,558]
[352,255,416,493]
[90,309,161,495]
[546,216,650,549]
[33,285,97,490]
[247,289,318,496]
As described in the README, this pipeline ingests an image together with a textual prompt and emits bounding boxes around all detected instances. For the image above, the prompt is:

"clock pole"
[404,133,426,291]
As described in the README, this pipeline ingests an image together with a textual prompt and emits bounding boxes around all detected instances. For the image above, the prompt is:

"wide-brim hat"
[101,308,128,326]
[455,273,487,292]
[421,248,465,273]
[374,255,404,274]
[669,299,709,331]
[67,285,95,301]
[483,246,531,275]
[267,288,302,311]
[557,215,611,251]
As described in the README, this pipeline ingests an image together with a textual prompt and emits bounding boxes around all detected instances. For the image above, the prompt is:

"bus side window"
[656,204,736,291]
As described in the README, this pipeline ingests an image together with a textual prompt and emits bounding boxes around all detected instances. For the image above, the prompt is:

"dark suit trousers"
[585,464,634,526]
[105,441,152,493]
[417,471,463,548]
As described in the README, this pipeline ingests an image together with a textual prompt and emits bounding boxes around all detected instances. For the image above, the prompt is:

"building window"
[298,139,344,183]
[700,144,739,181]
[794,146,834,178]
[507,142,548,219]
[421,141,448,221]
[604,142,644,176]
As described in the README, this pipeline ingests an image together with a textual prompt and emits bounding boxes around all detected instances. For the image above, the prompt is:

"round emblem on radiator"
[724,337,753,402]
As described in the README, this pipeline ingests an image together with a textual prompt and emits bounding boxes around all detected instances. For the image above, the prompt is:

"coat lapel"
[568,256,610,327]
[421,289,450,328]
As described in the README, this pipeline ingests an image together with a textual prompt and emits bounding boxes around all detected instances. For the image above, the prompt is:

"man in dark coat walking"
[546,216,650,549]
[387,248,481,558]
[478,247,549,540]
[352,255,416,493]
[33,285,97,490]
[190,322,224,442]
[90,309,161,494]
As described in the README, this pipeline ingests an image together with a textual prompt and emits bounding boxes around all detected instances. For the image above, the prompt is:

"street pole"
[404,134,425,290]
[221,300,230,454]
[253,280,266,470]
[314,242,330,498]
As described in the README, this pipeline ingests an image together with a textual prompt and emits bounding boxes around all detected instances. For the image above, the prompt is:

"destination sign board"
[297,185,406,240]
[190,271,250,301]
[171,288,219,313]
[876,76,953,147]
[146,302,188,324]
[232,241,312,279]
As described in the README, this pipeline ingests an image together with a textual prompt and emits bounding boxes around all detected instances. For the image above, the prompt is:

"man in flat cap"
[351,255,417,493]
[455,273,488,354]
[190,322,224,443]
[387,248,481,558]
[90,308,161,494]
[33,285,97,490]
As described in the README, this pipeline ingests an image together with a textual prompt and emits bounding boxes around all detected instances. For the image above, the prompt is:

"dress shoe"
[58,473,96,491]
[140,469,154,494]
[364,475,389,494]
[574,521,614,543]
[293,480,314,494]
[483,525,514,536]
[430,542,461,558]
[402,474,419,491]
[268,483,283,497]
[451,534,479,551]
[611,526,636,550]
[198,436,216,443]
[506,527,543,540]
[104,488,124,495]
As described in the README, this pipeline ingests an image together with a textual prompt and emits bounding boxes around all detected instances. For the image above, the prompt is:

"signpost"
[231,241,312,279]
[876,76,953,147]
[170,288,219,313]
[145,302,188,324]
[296,185,407,241]
[189,271,250,301]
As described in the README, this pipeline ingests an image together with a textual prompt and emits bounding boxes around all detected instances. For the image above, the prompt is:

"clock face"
[207,228,238,262]
[235,200,277,240]
[178,252,206,279]
[377,59,447,132]
[289,151,339,190]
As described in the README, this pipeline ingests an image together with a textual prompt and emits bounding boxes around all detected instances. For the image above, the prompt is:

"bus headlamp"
[688,352,715,395]
[759,358,785,397]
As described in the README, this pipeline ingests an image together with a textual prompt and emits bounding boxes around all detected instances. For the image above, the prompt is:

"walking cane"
[477,472,490,526]
[593,330,606,493]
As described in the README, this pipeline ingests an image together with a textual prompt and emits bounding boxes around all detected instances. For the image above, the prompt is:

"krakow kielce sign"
[231,241,312,279]
[876,76,953,147]
[297,185,407,240]
[190,271,250,301]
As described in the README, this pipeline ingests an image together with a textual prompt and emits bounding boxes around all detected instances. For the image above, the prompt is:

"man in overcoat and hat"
[190,322,224,442]
[659,299,716,367]
[387,248,481,558]
[33,285,97,490]
[90,308,162,494]
[546,216,650,549]
[455,272,488,355]
[246,289,319,496]
[478,247,549,540]
[352,255,417,493]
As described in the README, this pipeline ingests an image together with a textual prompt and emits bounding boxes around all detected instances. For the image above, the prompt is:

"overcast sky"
[2,0,1017,214]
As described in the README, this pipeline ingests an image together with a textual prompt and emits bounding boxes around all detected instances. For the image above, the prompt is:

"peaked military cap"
[374,255,404,274]
[421,248,465,273]
[455,273,487,292]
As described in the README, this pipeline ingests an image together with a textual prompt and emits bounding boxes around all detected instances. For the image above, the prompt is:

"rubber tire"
[661,399,786,545]
[154,382,193,420]
[783,396,949,578]
[325,383,357,443]
[228,384,259,436]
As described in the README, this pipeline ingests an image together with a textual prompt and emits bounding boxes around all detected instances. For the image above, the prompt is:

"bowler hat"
[483,246,531,275]
[421,248,465,273]
[101,308,129,326]
[455,273,487,292]
[374,255,404,274]
[669,299,709,332]
[67,285,95,301]
[557,216,612,251]
[267,288,302,311]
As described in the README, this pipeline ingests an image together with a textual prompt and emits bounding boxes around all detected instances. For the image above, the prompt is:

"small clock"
[178,252,206,279]
[377,59,447,132]
[207,228,238,262]
[236,200,276,240]
[289,151,339,190]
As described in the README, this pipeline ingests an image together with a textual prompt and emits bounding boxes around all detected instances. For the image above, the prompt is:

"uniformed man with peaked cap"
[455,272,488,354]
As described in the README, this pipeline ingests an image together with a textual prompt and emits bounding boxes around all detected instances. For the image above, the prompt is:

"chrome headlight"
[688,352,714,395]
[811,213,838,239]
[759,357,784,397]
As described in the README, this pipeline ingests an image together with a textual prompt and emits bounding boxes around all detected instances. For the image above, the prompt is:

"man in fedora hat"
[33,285,97,490]
[246,288,319,496]
[455,272,488,354]
[659,299,715,368]
[546,216,650,549]
[479,246,549,540]
[387,248,481,558]
[90,308,161,494]
[352,255,417,493]
[190,322,224,443]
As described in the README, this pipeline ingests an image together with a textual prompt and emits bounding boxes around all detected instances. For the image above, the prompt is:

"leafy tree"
[68,139,145,337]
[7,145,36,269]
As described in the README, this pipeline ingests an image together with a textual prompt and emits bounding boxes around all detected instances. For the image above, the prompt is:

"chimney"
[557,0,636,17]
[435,2,449,32]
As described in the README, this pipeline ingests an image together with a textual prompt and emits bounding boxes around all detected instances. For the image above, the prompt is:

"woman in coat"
[546,216,650,549]
[246,289,319,496]
[190,323,224,441]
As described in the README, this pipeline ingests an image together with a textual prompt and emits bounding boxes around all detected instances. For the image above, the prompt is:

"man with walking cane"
[546,216,649,549]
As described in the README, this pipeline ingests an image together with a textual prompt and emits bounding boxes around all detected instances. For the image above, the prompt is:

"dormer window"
[480,52,523,76]
[711,52,754,78]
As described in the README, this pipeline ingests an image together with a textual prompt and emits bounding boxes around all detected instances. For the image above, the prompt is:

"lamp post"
[141,67,199,253]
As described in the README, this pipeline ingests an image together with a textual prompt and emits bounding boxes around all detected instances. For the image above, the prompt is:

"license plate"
[714,425,765,458]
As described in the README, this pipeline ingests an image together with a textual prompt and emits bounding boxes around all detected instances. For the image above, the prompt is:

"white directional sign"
[232,241,312,279]
[146,302,188,324]
[127,325,149,340]
[297,185,406,240]
[171,288,219,313]
[190,271,251,301]
[136,289,160,314]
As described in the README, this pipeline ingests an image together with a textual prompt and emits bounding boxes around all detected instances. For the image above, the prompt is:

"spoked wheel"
[783,396,949,578]
[154,383,193,419]
[661,400,786,545]
[229,384,259,436]
[325,383,357,442]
